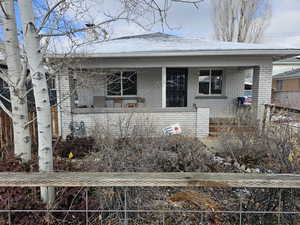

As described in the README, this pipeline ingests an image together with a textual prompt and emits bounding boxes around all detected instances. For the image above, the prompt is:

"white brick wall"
[61,108,209,139]
[252,63,273,119]
[196,108,210,138]
[56,70,73,137]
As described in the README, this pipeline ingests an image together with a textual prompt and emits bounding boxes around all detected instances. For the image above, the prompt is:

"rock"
[246,168,252,173]
[233,162,240,168]
[240,164,246,171]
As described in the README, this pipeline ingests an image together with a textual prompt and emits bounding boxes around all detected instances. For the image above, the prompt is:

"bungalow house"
[272,68,300,108]
[50,33,300,139]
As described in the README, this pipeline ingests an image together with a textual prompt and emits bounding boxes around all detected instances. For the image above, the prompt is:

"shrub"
[55,136,95,159]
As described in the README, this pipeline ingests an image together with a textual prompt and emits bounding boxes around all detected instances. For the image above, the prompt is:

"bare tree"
[212,0,271,43]
[0,0,203,204]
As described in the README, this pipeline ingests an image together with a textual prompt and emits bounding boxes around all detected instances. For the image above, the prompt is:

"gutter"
[47,49,300,59]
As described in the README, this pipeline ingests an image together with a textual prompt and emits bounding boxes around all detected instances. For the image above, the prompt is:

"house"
[272,68,300,108]
[49,33,300,139]
[273,56,300,74]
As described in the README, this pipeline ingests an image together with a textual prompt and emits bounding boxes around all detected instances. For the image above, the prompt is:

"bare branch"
[0,93,11,103]
[0,1,9,18]
[0,99,12,119]
[0,68,14,87]
[39,17,123,38]
[37,0,66,34]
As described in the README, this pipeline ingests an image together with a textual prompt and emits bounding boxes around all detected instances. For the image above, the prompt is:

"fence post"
[85,188,89,225]
[124,189,128,225]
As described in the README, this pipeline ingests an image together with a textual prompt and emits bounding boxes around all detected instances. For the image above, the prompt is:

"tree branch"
[37,0,66,34]
[0,99,12,119]
[39,17,123,38]
[0,93,11,103]
[0,70,9,84]
[0,1,9,19]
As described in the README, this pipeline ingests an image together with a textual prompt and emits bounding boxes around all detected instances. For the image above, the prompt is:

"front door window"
[166,68,188,107]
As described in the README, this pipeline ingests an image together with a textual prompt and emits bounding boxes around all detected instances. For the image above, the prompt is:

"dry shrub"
[84,135,210,172]
[68,119,243,225]
[55,136,95,159]
[218,109,300,173]
[215,109,300,225]
[169,190,222,211]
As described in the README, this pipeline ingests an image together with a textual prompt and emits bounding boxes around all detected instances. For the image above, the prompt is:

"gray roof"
[274,56,300,64]
[62,32,300,58]
[273,68,300,79]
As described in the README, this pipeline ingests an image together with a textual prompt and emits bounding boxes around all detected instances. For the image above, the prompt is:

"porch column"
[57,68,73,138]
[162,67,167,108]
[252,64,273,120]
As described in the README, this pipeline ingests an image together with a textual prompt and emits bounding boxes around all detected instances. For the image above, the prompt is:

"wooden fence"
[0,106,59,149]
[0,172,299,188]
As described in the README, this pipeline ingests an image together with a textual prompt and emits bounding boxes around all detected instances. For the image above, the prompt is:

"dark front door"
[166,68,188,107]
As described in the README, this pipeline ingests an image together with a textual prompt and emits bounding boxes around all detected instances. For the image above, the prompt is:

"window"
[276,80,283,91]
[107,71,137,96]
[199,69,223,95]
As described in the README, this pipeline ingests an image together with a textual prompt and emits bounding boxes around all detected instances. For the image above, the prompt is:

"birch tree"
[1,0,203,204]
[212,0,271,43]
[1,0,31,162]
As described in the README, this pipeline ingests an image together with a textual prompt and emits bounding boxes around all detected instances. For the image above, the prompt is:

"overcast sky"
[106,0,300,48]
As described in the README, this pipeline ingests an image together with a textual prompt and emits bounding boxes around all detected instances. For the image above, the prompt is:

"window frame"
[198,69,224,96]
[106,71,137,97]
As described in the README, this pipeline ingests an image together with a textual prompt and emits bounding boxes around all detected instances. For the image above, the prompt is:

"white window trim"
[106,71,138,97]
[198,69,224,96]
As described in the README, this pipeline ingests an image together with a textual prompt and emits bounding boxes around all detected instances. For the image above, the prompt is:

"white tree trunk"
[18,0,54,204]
[2,0,31,161]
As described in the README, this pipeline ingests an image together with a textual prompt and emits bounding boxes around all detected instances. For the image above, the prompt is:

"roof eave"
[48,49,300,59]
[273,75,300,80]
[273,61,300,65]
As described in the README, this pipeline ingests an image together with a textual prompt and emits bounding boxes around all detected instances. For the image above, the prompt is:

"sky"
[101,0,300,48]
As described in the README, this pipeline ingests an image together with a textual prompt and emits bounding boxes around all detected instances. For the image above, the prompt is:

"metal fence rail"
[1,172,300,225]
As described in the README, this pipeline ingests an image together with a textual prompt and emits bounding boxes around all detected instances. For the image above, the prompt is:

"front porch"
[56,55,273,139]
[71,66,255,118]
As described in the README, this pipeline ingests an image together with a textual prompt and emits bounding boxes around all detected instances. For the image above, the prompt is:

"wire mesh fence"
[1,173,300,225]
